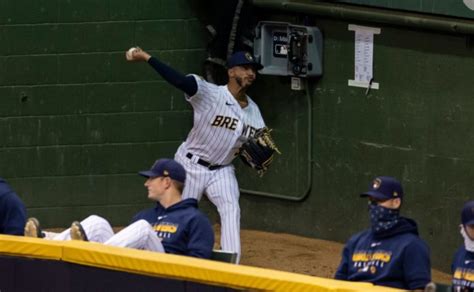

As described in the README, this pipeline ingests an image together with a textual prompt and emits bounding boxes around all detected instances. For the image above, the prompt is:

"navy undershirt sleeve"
[147,57,198,96]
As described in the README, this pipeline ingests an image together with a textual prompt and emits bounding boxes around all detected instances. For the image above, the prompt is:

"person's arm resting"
[186,215,214,259]
[403,240,431,290]
[1,193,26,235]
[335,245,350,280]
[147,57,197,96]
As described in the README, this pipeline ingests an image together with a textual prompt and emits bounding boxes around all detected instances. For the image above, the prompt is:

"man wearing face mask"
[451,200,474,291]
[335,176,431,290]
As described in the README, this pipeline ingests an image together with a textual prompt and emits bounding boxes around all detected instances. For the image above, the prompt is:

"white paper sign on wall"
[464,0,474,10]
[348,24,381,90]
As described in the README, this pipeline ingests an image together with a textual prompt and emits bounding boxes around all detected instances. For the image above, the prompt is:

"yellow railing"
[0,235,401,292]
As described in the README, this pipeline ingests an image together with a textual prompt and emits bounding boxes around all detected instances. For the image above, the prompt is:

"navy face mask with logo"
[368,201,400,234]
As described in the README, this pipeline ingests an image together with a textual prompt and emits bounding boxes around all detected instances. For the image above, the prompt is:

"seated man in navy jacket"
[0,178,26,235]
[451,200,474,290]
[25,159,214,259]
[335,176,431,290]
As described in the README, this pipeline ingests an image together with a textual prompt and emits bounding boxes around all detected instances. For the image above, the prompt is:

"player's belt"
[186,153,224,170]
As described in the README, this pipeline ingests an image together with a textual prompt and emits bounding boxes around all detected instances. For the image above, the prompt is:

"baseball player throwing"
[126,47,272,262]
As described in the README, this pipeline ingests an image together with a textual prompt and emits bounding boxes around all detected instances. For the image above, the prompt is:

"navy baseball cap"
[138,159,186,184]
[227,51,263,70]
[462,201,474,225]
[360,176,404,201]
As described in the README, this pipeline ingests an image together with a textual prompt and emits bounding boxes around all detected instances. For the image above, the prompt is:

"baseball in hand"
[125,47,138,61]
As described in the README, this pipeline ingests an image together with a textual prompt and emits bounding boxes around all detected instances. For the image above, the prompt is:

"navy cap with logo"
[227,51,263,70]
[138,159,186,184]
[462,200,474,226]
[360,176,404,201]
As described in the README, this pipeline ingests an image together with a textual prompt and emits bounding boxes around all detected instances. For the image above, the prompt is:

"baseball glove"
[239,127,281,176]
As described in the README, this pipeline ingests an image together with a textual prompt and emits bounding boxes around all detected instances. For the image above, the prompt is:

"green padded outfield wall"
[1,0,473,273]
[0,0,206,223]
[239,2,474,273]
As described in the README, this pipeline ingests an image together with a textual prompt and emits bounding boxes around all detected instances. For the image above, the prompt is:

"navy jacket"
[0,178,26,235]
[131,198,214,259]
[335,217,431,290]
[451,245,474,290]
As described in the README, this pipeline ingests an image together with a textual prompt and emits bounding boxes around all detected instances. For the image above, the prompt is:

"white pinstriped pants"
[175,151,241,263]
[46,215,164,252]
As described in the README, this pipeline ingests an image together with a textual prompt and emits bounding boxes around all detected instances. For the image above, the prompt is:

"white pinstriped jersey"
[177,74,265,165]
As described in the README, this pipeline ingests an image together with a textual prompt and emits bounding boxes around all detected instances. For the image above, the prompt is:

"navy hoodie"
[451,245,474,290]
[0,178,26,235]
[335,217,431,290]
[131,198,214,259]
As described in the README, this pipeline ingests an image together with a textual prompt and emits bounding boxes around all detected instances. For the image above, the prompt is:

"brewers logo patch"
[373,178,382,189]
[353,250,392,275]
[453,267,474,289]
[154,222,179,239]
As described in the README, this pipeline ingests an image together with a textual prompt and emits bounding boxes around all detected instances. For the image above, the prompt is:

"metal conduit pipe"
[251,0,474,35]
